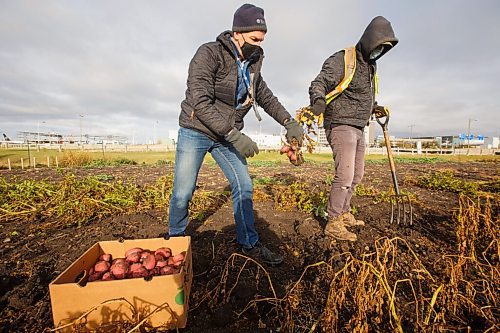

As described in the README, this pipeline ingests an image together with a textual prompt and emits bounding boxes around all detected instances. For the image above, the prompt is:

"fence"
[1,144,498,171]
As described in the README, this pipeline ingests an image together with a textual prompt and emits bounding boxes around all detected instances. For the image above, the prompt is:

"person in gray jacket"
[309,16,398,241]
[167,4,303,265]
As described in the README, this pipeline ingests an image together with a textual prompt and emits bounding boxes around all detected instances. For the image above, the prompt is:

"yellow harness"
[325,46,378,105]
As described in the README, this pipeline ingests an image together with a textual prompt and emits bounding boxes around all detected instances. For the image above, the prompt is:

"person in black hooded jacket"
[167,4,303,265]
[309,16,398,241]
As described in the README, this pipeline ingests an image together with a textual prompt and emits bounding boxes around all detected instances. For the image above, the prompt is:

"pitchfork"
[376,111,413,225]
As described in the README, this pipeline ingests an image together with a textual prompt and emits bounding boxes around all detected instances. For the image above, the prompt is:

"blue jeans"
[168,127,259,249]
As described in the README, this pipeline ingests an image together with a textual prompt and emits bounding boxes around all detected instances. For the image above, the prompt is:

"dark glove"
[311,98,326,116]
[373,102,390,118]
[284,119,304,146]
[225,128,259,158]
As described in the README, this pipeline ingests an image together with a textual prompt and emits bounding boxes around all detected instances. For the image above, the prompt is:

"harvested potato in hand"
[280,142,303,166]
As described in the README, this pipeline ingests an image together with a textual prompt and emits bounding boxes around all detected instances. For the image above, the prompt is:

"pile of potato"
[88,247,186,282]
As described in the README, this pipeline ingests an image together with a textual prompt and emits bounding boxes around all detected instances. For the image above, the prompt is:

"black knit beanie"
[232,4,267,33]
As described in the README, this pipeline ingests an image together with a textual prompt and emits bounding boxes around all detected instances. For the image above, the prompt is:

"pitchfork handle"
[377,114,401,195]
[383,130,401,195]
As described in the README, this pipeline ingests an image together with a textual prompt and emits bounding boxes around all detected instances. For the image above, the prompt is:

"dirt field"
[0,159,498,332]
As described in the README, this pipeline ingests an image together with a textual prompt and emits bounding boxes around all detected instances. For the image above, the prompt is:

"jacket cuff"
[312,96,325,105]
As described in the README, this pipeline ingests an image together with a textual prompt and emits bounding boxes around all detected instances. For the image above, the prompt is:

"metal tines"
[389,193,413,225]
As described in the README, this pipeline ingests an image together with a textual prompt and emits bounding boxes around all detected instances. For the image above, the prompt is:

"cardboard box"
[49,237,192,332]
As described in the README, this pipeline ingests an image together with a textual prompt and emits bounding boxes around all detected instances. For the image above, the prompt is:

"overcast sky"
[1,0,499,143]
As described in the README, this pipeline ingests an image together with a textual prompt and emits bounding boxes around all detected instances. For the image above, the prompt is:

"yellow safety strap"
[324,46,379,104]
[325,46,356,105]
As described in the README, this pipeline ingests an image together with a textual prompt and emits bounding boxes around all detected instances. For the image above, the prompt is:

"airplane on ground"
[0,133,24,144]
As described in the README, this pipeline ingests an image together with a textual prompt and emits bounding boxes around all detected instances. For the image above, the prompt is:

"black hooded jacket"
[178,31,291,141]
[309,16,398,129]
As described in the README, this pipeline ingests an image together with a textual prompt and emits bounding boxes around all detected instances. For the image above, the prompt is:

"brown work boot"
[324,215,357,241]
[341,212,365,227]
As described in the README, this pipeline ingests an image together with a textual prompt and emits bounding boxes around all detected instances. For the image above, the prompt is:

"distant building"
[317,127,328,146]
[247,133,281,148]
[315,120,376,147]
[453,134,485,147]
[16,131,127,145]
[482,137,499,149]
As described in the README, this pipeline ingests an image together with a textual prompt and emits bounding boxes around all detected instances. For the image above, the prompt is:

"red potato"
[140,250,152,260]
[154,247,172,259]
[160,266,177,275]
[141,252,156,270]
[130,266,149,278]
[171,252,186,262]
[126,253,141,264]
[88,271,104,282]
[94,260,110,273]
[99,253,112,262]
[102,272,115,281]
[167,257,177,267]
[110,261,129,279]
[280,145,291,154]
[111,258,126,265]
[125,247,143,258]
[289,152,297,161]
[129,263,143,272]
[156,260,168,268]
[150,267,161,276]
[168,255,184,268]
[154,253,164,262]
[287,150,294,158]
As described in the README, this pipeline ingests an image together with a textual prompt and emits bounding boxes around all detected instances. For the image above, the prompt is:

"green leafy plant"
[408,170,479,196]
[253,176,285,186]
[324,174,334,186]
[156,159,172,166]
[94,174,115,181]
[112,158,137,165]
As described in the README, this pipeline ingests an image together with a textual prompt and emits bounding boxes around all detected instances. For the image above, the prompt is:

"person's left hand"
[311,98,326,116]
[284,118,304,146]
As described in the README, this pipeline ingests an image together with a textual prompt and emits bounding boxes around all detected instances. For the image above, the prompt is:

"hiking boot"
[242,241,283,265]
[324,216,357,241]
[341,212,365,227]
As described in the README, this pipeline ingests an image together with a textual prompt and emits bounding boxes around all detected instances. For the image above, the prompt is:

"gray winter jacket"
[309,16,398,129]
[179,31,291,141]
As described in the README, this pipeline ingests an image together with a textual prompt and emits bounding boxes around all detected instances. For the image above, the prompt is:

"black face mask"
[240,41,262,61]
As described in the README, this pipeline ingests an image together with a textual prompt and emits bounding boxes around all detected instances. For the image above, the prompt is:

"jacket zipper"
[369,64,375,109]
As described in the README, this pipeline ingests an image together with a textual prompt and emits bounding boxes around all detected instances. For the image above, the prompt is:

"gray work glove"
[284,119,304,146]
[225,128,259,158]
[311,98,326,116]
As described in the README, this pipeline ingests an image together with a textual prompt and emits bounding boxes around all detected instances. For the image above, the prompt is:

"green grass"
[1,148,498,169]
[0,149,177,168]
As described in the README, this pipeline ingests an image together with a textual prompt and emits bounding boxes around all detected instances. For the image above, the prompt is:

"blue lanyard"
[236,58,252,94]
[230,39,262,121]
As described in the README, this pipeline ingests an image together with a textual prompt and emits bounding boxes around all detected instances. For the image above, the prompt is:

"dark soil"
[0,160,498,332]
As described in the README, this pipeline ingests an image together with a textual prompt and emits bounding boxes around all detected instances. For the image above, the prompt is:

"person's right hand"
[311,98,326,116]
[373,102,390,118]
[225,128,259,158]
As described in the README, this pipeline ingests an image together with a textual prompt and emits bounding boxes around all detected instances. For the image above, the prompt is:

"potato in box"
[49,237,192,331]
